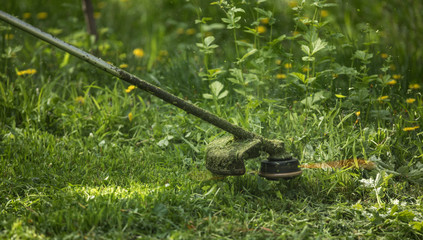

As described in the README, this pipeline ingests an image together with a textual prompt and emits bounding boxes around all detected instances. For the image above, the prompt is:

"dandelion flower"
[387,80,397,85]
[260,18,269,24]
[377,96,389,101]
[380,53,388,59]
[36,12,48,20]
[133,48,144,58]
[276,73,287,79]
[284,63,292,69]
[185,28,196,35]
[406,98,416,104]
[97,2,107,9]
[125,85,136,93]
[392,74,401,80]
[409,83,421,90]
[403,126,419,132]
[119,63,129,68]
[355,111,361,117]
[17,69,37,76]
[390,64,396,71]
[288,1,298,8]
[256,26,267,34]
[176,28,185,35]
[75,96,85,104]
[128,112,133,122]
[5,34,14,40]
[22,12,31,19]
[94,12,101,19]
[320,10,329,18]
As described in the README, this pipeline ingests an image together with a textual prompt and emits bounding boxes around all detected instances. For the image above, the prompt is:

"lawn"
[1,0,423,239]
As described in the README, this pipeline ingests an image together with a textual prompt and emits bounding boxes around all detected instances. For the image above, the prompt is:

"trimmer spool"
[258,157,302,180]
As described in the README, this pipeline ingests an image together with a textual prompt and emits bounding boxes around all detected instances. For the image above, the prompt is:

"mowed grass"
[1,0,423,239]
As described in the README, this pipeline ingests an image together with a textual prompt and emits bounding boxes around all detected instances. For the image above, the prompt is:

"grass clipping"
[205,136,291,175]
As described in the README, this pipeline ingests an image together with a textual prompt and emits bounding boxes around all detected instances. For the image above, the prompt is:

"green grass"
[1,0,423,239]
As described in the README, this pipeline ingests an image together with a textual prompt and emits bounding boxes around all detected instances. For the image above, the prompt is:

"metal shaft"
[0,10,258,140]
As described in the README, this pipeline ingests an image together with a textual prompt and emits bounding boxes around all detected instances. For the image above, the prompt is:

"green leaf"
[210,81,224,97]
[311,38,327,55]
[218,90,228,99]
[204,36,215,47]
[301,45,310,55]
[202,93,213,99]
[60,53,70,68]
[302,56,315,62]
[397,210,415,223]
[237,48,258,64]
[290,72,306,83]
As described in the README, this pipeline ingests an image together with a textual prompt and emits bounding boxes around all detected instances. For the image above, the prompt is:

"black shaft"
[0,10,258,140]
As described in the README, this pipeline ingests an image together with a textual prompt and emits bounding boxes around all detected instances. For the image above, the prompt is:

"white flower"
[360,178,376,188]
[391,199,400,205]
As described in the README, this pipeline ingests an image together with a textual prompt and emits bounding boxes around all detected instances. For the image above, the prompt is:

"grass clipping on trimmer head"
[205,136,292,176]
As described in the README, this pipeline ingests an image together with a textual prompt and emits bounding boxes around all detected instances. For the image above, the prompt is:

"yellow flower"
[288,1,298,8]
[125,85,136,93]
[5,34,14,40]
[23,12,31,19]
[75,96,85,105]
[185,28,196,35]
[275,59,282,65]
[128,112,133,122]
[176,28,185,35]
[409,84,421,90]
[355,111,361,117]
[256,26,267,34]
[276,73,287,79]
[392,74,401,80]
[93,12,101,19]
[380,53,389,59]
[377,96,389,101]
[284,63,292,69]
[403,126,419,132]
[406,98,416,104]
[387,80,397,85]
[302,66,310,72]
[17,69,37,76]
[36,12,48,20]
[390,64,396,71]
[335,94,346,98]
[260,18,269,24]
[320,10,329,18]
[133,48,144,58]
[97,2,107,9]
[119,63,129,68]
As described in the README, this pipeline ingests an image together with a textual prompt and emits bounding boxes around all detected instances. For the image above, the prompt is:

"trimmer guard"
[205,136,262,175]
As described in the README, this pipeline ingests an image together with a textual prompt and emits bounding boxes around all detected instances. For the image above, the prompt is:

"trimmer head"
[258,157,302,180]
[205,136,302,180]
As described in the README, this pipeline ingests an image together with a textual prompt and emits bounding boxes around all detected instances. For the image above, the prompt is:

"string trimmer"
[0,10,302,180]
